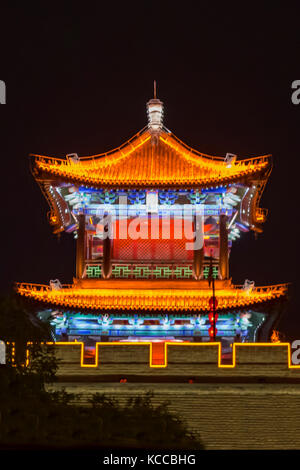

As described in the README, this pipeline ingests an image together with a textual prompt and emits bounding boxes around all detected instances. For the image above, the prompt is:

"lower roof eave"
[15,281,289,315]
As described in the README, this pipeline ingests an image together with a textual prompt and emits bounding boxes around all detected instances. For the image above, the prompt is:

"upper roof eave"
[30,127,272,189]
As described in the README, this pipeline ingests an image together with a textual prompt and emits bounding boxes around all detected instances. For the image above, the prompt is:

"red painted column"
[219,214,229,280]
[76,213,85,279]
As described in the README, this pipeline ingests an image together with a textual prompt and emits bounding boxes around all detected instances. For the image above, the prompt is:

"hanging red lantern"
[208,312,219,324]
[208,293,218,341]
[208,326,217,338]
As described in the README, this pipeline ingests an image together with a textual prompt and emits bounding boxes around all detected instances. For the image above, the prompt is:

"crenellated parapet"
[17,342,300,379]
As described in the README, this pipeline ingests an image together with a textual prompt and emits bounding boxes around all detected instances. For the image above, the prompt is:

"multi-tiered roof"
[17,93,287,316]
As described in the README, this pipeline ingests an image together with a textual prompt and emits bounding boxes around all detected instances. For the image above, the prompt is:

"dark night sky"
[0,4,299,340]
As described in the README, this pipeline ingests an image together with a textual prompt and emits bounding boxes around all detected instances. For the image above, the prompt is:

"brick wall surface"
[236,345,289,364]
[42,343,300,449]
[46,382,300,450]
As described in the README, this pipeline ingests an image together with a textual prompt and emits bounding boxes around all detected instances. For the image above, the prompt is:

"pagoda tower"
[16,90,288,349]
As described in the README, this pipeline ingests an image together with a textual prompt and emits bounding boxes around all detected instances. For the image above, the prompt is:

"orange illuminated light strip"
[6,341,29,368]
[23,341,300,370]
[160,135,269,173]
[231,342,300,370]
[40,341,161,368]
[6,341,16,366]
[36,135,152,176]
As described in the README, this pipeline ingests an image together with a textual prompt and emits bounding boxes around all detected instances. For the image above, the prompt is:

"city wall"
[28,342,300,449]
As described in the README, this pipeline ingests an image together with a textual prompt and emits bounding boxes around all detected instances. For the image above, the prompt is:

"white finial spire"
[146,80,164,132]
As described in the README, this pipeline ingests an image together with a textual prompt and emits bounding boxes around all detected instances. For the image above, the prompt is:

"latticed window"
[112,217,194,261]
[85,265,102,278]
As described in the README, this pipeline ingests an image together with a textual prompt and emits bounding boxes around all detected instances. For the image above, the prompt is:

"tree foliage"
[0,293,204,449]
[0,294,52,367]
[0,365,203,449]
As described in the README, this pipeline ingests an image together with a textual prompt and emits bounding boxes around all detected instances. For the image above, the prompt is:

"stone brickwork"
[46,382,300,450]
[37,342,300,449]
